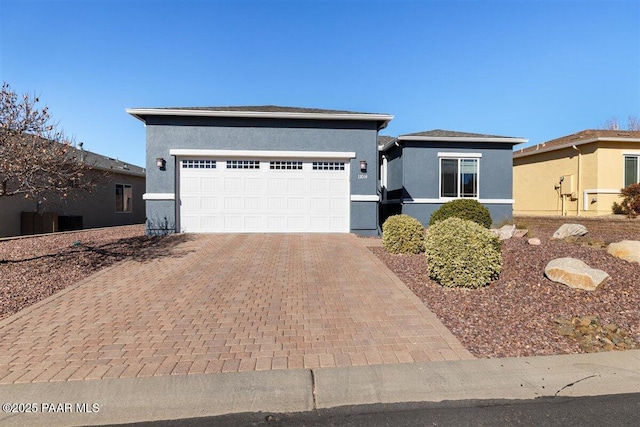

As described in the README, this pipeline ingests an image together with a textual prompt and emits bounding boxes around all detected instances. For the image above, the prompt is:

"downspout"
[572,145,581,216]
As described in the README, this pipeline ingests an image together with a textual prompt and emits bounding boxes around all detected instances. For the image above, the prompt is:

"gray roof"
[73,145,145,177]
[127,106,394,130]
[400,129,520,139]
[145,105,384,115]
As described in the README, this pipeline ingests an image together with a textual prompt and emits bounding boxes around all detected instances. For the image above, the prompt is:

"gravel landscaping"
[371,217,640,358]
[0,225,188,321]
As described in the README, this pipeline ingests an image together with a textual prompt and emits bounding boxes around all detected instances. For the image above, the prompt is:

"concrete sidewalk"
[0,350,638,426]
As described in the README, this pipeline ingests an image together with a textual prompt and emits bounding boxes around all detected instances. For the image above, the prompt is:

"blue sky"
[1,0,639,167]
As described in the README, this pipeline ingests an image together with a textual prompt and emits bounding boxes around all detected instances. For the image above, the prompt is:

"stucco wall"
[381,141,515,226]
[513,141,640,217]
[143,116,381,235]
[0,171,146,238]
[514,146,581,216]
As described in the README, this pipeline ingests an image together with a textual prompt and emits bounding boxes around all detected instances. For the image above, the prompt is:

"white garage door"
[178,158,351,233]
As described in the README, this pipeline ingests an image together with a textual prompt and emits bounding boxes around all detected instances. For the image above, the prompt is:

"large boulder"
[492,224,516,240]
[607,240,640,264]
[544,257,609,291]
[552,223,588,239]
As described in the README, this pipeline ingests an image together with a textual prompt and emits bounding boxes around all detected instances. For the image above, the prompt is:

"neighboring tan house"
[0,148,146,238]
[513,129,640,217]
[379,130,527,226]
[127,106,393,236]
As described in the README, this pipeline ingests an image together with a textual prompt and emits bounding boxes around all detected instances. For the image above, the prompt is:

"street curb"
[0,369,313,427]
[0,351,638,426]
[313,349,640,408]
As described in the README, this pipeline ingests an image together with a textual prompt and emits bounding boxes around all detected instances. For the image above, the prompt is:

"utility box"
[560,175,575,195]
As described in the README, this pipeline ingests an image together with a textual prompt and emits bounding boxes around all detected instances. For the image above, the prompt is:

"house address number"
[358,174,368,180]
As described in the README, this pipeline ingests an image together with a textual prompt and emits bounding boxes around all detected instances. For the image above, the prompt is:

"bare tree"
[602,115,640,131]
[0,82,96,199]
[602,116,620,130]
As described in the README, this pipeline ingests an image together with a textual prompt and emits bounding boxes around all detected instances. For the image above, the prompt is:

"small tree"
[0,82,96,200]
[619,183,640,216]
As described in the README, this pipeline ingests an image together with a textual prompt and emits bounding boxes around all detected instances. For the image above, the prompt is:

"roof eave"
[126,108,394,129]
[513,137,640,158]
[379,137,400,152]
[399,135,528,144]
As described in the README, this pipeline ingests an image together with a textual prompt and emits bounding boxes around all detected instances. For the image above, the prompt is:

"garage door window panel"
[227,160,260,169]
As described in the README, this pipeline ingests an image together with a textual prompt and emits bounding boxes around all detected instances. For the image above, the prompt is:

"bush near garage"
[382,214,425,254]
[429,199,492,228]
[425,217,502,288]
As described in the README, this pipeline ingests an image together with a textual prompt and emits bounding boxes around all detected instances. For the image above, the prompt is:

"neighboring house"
[379,130,526,226]
[126,106,393,236]
[513,129,640,217]
[0,148,146,238]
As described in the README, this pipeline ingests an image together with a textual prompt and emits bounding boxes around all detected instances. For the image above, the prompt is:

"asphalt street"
[104,393,640,427]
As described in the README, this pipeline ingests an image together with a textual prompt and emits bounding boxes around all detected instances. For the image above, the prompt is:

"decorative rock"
[552,223,588,239]
[491,224,516,240]
[513,229,528,238]
[607,240,640,264]
[528,237,541,246]
[544,257,609,291]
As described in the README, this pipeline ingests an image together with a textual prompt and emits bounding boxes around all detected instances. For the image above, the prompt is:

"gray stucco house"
[0,148,146,238]
[126,106,393,236]
[379,130,527,226]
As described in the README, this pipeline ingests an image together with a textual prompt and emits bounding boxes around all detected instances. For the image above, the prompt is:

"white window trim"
[437,152,482,158]
[438,156,480,199]
[169,149,356,159]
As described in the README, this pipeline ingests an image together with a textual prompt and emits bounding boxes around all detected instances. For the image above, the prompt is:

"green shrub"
[612,201,625,215]
[425,217,502,288]
[429,199,492,228]
[382,214,425,254]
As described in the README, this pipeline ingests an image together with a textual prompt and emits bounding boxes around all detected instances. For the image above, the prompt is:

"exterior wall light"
[156,157,166,170]
[359,160,367,172]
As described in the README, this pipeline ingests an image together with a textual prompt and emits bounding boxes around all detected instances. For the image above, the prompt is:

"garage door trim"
[170,149,356,160]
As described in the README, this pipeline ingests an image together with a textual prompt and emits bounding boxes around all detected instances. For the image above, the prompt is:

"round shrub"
[429,199,492,228]
[382,214,425,254]
[425,217,502,288]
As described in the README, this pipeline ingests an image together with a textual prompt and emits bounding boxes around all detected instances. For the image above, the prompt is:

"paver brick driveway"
[0,234,472,384]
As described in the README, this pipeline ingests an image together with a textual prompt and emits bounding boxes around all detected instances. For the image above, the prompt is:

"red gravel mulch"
[371,218,640,358]
[0,225,190,321]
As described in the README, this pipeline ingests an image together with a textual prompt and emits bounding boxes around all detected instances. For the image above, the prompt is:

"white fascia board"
[437,152,483,158]
[169,149,356,159]
[401,135,528,144]
[514,137,640,159]
[379,137,400,152]
[143,193,175,200]
[126,108,394,128]
[350,195,380,202]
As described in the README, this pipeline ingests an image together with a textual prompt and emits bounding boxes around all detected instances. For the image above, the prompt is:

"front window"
[116,184,132,213]
[624,155,639,187]
[440,158,478,198]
